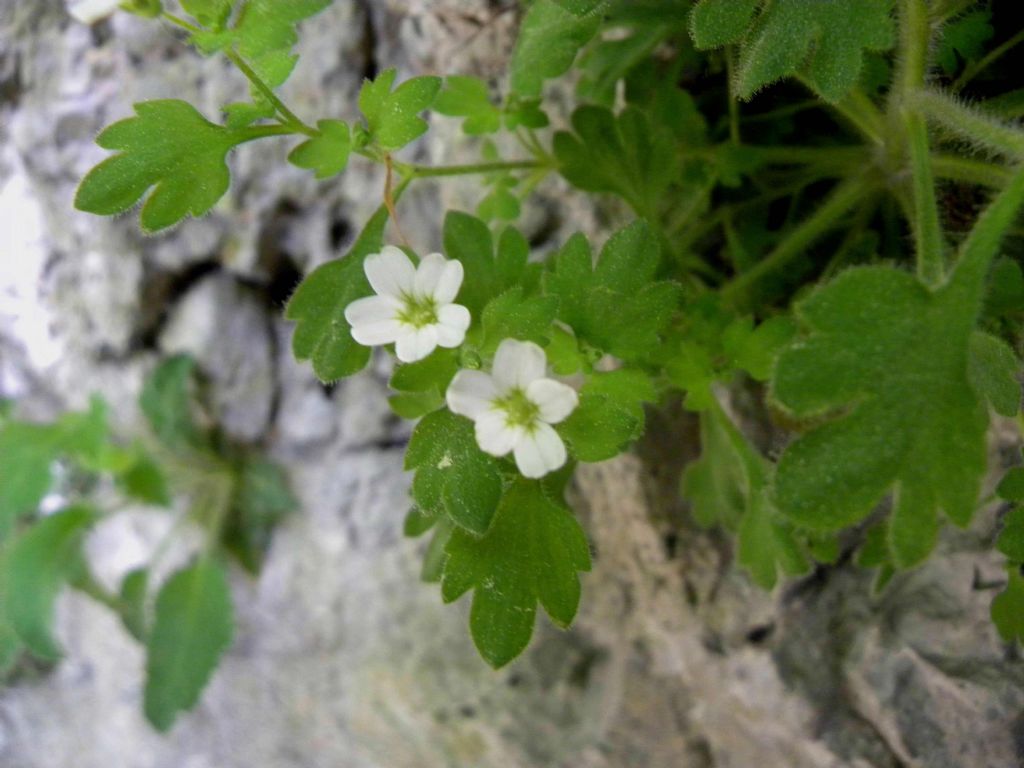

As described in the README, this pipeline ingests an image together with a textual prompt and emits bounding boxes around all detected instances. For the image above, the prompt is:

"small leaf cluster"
[0,356,295,731]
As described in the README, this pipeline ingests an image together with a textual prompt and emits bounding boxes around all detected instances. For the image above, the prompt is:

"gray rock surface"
[1,1,1022,766]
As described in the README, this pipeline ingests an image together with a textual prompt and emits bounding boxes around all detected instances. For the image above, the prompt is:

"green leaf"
[141,355,206,451]
[998,506,1024,563]
[441,479,591,667]
[434,76,501,135]
[480,288,558,355]
[285,203,391,381]
[4,506,97,660]
[119,568,149,642]
[509,0,606,98]
[689,0,896,102]
[391,349,460,393]
[75,100,253,233]
[771,266,986,564]
[0,400,108,533]
[358,68,441,151]
[992,567,1024,644]
[287,119,352,179]
[770,167,1024,566]
[0,546,23,676]
[968,331,1020,417]
[723,315,798,382]
[937,10,993,76]
[442,211,501,318]
[226,0,330,87]
[544,325,584,376]
[737,491,809,590]
[223,100,276,129]
[554,105,678,219]
[557,370,654,462]
[117,454,171,506]
[406,410,503,536]
[681,406,749,528]
[546,222,680,362]
[181,0,232,29]
[688,0,759,48]
[998,467,1024,503]
[144,560,234,732]
[683,405,807,588]
[985,257,1024,319]
[223,457,295,574]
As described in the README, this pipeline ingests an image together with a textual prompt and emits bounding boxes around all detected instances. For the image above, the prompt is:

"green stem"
[224,50,317,136]
[952,28,1024,93]
[931,154,1012,187]
[911,89,1024,159]
[906,115,944,284]
[719,176,870,308]
[726,47,741,144]
[161,11,316,137]
[398,159,548,179]
[898,0,945,286]
[951,165,1024,299]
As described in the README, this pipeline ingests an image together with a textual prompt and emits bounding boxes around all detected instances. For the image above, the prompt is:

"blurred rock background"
[0,1,1021,766]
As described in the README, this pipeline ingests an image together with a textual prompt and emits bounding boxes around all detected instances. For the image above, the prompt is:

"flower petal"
[475,410,520,457]
[434,259,465,304]
[513,423,567,478]
[446,370,498,419]
[414,253,463,304]
[364,245,416,298]
[492,339,547,392]
[350,318,404,346]
[436,304,471,348]
[395,326,438,363]
[344,294,400,327]
[526,378,579,424]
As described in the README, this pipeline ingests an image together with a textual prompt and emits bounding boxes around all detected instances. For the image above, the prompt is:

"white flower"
[67,0,122,23]
[446,339,578,479]
[344,246,471,363]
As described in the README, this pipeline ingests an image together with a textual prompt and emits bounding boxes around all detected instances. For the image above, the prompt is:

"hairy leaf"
[286,203,391,381]
[144,560,234,731]
[223,457,296,574]
[359,68,441,151]
[510,0,606,98]
[689,0,896,102]
[434,76,502,135]
[287,119,352,179]
[441,479,591,667]
[554,105,678,219]
[545,222,680,362]
[558,369,655,462]
[406,410,503,536]
[76,100,254,233]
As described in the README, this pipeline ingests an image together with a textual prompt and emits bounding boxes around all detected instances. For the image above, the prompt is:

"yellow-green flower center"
[397,293,439,329]
[495,388,540,429]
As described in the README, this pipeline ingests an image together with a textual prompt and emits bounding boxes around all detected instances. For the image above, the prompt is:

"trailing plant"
[0,356,295,730]
[16,0,1024,727]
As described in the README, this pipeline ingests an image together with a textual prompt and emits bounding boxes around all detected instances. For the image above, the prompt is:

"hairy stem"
[931,154,1012,187]
[911,89,1024,159]
[898,0,945,286]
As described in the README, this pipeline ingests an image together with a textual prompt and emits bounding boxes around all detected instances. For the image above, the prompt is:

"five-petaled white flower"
[446,339,578,479]
[344,246,471,363]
